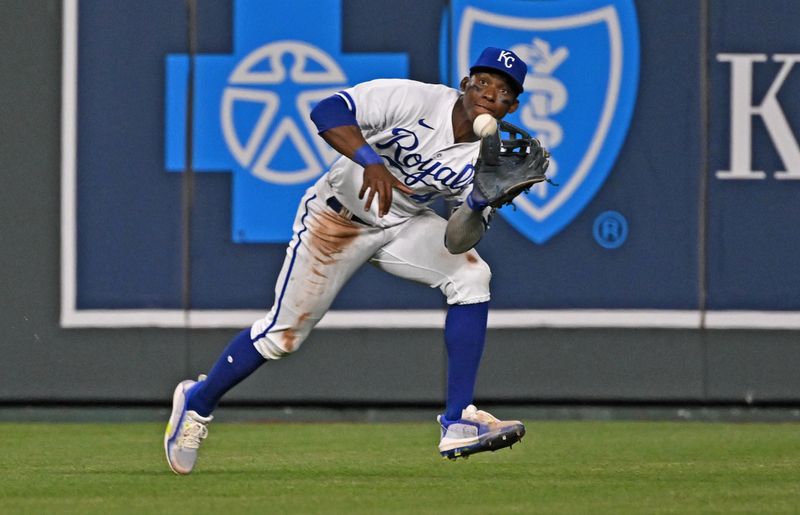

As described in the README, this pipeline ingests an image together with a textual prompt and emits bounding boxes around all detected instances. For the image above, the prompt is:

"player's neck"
[452,97,480,144]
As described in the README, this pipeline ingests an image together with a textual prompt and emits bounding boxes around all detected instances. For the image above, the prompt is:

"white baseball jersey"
[251,79,491,361]
[326,79,481,227]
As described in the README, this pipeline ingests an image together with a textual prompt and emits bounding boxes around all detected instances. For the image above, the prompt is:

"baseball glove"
[472,121,551,209]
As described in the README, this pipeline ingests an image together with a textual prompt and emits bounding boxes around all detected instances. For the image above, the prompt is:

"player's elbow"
[445,233,478,254]
[445,203,487,254]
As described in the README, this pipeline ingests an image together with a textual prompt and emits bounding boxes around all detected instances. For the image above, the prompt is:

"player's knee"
[442,252,491,304]
[250,319,310,360]
[253,331,307,360]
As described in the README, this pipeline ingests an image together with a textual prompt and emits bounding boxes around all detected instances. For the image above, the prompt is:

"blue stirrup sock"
[186,328,267,417]
[443,301,489,421]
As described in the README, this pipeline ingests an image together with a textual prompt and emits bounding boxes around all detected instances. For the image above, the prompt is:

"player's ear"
[507,98,520,114]
[459,77,469,92]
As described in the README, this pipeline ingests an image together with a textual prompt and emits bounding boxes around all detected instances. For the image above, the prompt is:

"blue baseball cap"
[469,47,527,94]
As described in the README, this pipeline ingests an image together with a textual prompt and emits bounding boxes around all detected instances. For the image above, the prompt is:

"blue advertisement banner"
[61,0,800,328]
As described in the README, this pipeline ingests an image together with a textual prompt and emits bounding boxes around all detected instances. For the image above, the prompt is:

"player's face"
[460,72,520,121]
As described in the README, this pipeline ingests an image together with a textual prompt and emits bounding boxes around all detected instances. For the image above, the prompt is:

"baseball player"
[166,47,532,474]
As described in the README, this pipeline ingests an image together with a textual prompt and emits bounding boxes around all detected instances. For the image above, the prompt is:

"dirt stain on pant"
[303,208,362,294]
[281,312,312,353]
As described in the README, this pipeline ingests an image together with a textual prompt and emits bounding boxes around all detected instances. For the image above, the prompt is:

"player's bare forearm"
[319,125,369,159]
[320,126,413,217]
[445,203,489,254]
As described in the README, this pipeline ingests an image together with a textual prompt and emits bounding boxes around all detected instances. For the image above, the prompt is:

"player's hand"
[359,164,414,217]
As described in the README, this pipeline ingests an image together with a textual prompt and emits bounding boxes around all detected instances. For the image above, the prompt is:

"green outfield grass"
[1,420,799,514]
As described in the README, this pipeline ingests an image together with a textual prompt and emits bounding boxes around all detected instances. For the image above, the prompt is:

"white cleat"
[438,405,525,460]
[164,378,213,475]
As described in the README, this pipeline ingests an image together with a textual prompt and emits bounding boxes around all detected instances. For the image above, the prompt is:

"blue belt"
[326,196,368,225]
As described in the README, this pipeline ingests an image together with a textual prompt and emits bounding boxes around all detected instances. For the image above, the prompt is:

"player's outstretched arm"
[311,97,412,216]
[318,125,413,217]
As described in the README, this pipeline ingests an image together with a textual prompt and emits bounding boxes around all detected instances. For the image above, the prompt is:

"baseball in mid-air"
[472,113,497,138]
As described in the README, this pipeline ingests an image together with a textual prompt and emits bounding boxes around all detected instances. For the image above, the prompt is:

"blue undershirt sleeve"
[310,93,357,134]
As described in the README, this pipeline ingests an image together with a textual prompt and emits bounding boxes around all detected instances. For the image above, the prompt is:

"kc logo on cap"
[470,47,527,93]
[497,50,515,68]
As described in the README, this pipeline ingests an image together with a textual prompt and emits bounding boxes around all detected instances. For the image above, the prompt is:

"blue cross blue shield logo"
[165,0,407,242]
[450,0,639,244]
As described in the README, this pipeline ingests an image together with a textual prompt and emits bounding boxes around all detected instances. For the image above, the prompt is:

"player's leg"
[371,210,491,417]
[370,211,524,458]
[186,192,377,415]
[166,187,385,474]
[442,301,488,420]
[248,192,386,360]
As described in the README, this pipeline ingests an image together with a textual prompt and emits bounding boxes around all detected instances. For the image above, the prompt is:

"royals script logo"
[164,0,407,242]
[450,0,639,243]
[376,128,475,200]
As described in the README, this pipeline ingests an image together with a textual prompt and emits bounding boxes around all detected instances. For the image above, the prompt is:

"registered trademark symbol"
[593,211,628,249]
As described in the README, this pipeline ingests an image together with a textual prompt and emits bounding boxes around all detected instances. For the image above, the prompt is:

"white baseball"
[472,113,497,138]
